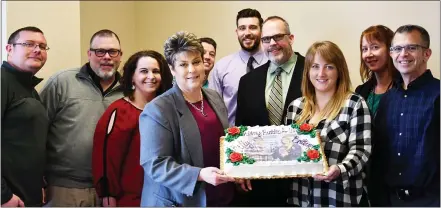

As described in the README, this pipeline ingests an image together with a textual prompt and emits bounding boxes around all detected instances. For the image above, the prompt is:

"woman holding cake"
[284,41,372,206]
[138,31,236,207]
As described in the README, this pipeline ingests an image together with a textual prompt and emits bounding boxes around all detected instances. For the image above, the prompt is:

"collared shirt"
[285,93,372,206]
[209,49,268,126]
[375,70,440,190]
[265,53,298,108]
[202,79,209,88]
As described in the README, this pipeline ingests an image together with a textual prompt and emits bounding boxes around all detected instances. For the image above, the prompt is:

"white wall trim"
[1,1,7,61]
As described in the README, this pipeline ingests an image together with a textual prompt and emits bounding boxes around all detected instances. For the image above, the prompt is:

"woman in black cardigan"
[355,25,398,117]
[355,25,399,207]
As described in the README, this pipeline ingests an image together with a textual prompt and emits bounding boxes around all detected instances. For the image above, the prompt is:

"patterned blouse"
[285,93,372,207]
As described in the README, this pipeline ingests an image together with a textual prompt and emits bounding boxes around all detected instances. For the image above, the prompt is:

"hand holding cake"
[313,165,341,182]
[198,167,235,186]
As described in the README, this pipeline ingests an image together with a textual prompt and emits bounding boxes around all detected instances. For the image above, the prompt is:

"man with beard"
[209,8,268,126]
[39,29,124,206]
[199,37,217,88]
[235,16,305,206]
[2,26,49,207]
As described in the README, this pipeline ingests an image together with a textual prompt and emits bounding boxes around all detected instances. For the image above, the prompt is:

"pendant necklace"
[186,91,207,117]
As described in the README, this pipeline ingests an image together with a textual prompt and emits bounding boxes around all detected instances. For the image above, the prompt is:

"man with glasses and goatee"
[39,29,124,206]
[235,16,305,206]
[2,26,49,207]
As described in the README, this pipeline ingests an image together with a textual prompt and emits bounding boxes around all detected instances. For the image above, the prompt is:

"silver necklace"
[186,91,207,117]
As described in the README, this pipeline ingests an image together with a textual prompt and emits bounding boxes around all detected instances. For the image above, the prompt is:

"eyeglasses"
[12,42,50,51]
[90,48,121,57]
[390,44,428,53]
[261,34,290,43]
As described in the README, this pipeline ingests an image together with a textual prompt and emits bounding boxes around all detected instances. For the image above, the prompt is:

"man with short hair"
[40,29,124,206]
[1,26,49,207]
[235,16,305,206]
[209,8,268,126]
[372,24,440,206]
[199,37,217,88]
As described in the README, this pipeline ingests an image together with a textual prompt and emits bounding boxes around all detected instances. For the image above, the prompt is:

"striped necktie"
[268,67,284,125]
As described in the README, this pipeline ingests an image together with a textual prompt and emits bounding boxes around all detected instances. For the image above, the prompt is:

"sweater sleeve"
[336,98,372,187]
[92,102,135,198]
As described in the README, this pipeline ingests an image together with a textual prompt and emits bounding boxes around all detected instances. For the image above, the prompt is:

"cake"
[220,124,329,179]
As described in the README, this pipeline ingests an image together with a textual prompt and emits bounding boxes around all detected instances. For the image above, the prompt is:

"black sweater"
[1,61,48,206]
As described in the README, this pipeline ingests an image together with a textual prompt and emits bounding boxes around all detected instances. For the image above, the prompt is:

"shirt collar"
[268,52,298,74]
[396,69,434,90]
[238,48,267,65]
[2,61,43,87]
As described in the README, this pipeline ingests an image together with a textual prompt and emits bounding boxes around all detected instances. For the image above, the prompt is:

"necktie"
[246,56,255,73]
[268,67,283,125]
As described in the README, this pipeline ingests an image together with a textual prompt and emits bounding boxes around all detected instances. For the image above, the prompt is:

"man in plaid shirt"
[285,41,372,206]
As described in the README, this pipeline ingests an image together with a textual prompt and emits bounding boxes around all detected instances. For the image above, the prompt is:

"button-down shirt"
[265,53,298,108]
[209,49,268,126]
[375,70,440,190]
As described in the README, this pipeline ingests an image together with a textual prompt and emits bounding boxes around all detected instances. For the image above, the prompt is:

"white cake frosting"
[220,125,328,179]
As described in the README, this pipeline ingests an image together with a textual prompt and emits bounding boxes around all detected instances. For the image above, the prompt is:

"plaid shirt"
[285,93,372,207]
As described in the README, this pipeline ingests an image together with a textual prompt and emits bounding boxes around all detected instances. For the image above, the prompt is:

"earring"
[132,85,135,90]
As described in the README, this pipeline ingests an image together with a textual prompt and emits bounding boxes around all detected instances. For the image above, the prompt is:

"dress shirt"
[375,70,440,190]
[208,49,268,126]
[265,53,298,108]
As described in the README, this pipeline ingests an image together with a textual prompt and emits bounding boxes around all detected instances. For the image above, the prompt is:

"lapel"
[203,89,229,129]
[171,85,204,167]
[283,53,305,120]
[256,61,271,123]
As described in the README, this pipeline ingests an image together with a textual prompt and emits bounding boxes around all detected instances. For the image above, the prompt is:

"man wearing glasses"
[235,16,305,206]
[373,24,439,206]
[209,8,268,126]
[1,26,49,207]
[39,29,124,206]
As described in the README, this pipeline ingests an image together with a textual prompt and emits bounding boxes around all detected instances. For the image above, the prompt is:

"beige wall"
[3,1,440,89]
[5,1,82,90]
[80,1,137,67]
[135,1,440,87]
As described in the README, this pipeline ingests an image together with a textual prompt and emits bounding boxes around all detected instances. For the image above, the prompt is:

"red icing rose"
[307,149,320,160]
[229,152,243,162]
[299,123,313,132]
[228,127,241,135]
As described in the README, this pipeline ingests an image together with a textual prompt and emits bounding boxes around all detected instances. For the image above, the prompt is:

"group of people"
[1,7,439,207]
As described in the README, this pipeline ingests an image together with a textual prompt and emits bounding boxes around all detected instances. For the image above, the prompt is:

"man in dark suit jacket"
[235,16,305,206]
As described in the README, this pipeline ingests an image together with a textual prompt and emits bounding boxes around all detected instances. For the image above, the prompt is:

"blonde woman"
[285,41,371,206]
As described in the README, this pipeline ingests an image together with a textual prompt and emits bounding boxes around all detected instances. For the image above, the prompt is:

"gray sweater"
[39,64,123,188]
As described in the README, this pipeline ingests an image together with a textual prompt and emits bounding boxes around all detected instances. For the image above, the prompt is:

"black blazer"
[235,52,305,126]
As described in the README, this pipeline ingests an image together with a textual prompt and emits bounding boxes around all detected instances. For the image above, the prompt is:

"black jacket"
[234,52,305,206]
[1,61,48,206]
[236,52,305,126]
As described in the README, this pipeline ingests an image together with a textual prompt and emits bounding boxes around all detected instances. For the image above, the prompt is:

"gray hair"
[163,31,204,68]
[263,16,291,34]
